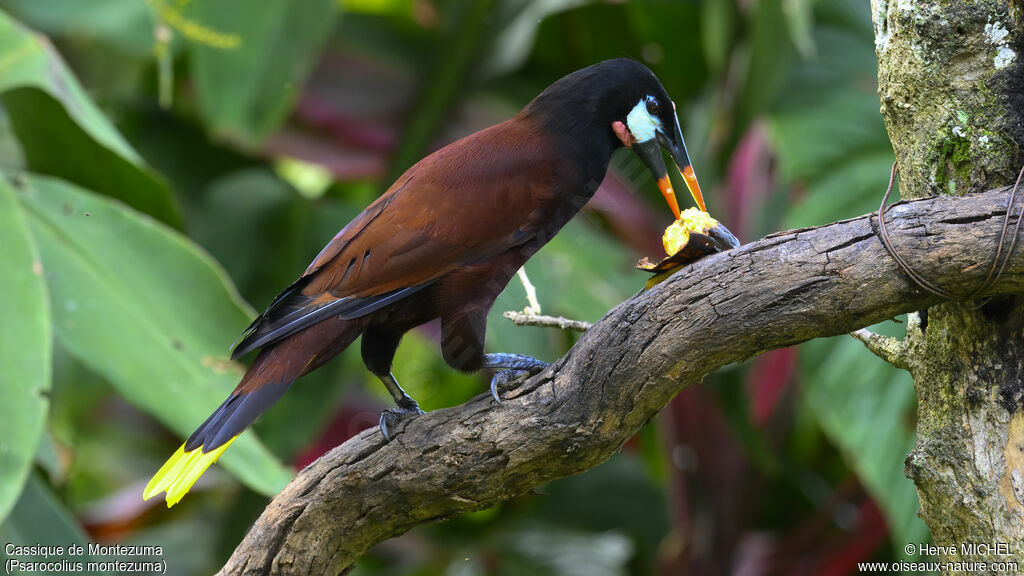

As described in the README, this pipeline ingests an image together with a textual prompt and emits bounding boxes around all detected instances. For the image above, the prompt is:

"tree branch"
[515,267,542,314]
[502,310,592,332]
[849,328,912,371]
[218,186,1024,576]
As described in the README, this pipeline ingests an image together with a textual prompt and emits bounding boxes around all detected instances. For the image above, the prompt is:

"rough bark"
[872,0,1024,571]
[872,0,1024,198]
[218,186,1024,576]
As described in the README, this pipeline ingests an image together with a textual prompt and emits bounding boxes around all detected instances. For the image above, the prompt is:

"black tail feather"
[231,284,428,360]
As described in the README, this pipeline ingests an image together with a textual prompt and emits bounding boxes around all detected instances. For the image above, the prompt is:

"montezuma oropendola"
[145,58,706,506]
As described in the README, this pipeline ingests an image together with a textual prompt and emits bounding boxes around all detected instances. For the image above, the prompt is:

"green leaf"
[499,525,633,576]
[16,174,291,497]
[782,0,815,58]
[766,0,892,231]
[543,454,669,532]
[0,473,109,575]
[782,149,895,228]
[766,29,880,214]
[382,0,495,182]
[0,0,156,57]
[187,0,338,145]
[700,0,735,73]
[800,328,931,557]
[737,0,796,129]
[0,105,23,170]
[481,0,585,78]
[0,176,50,523]
[0,10,179,226]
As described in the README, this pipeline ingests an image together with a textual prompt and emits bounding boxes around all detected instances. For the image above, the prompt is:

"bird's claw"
[490,370,521,404]
[378,401,424,442]
[484,353,550,404]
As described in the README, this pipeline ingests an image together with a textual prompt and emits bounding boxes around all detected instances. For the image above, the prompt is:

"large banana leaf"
[187,0,338,145]
[16,174,291,497]
[0,0,155,56]
[0,9,178,225]
[0,177,50,522]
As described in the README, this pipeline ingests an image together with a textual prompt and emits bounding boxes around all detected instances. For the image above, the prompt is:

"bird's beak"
[632,118,706,219]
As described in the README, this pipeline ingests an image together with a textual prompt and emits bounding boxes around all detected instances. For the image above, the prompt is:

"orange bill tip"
[656,176,682,220]
[680,165,707,213]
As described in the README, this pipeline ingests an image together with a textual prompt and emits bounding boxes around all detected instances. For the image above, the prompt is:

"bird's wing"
[232,119,558,358]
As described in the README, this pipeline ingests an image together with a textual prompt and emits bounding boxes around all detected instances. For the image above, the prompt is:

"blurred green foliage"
[0,0,929,574]
[0,12,177,224]
[20,174,291,496]
[0,178,50,523]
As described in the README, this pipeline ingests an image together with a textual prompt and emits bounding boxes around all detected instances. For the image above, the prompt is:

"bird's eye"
[646,97,660,117]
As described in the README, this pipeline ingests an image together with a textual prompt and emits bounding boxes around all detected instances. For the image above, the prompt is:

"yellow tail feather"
[143,436,238,507]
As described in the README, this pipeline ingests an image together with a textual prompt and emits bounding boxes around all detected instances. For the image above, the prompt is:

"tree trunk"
[871,0,1024,570]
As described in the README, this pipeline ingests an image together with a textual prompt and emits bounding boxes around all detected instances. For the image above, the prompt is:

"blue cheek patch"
[625,98,661,143]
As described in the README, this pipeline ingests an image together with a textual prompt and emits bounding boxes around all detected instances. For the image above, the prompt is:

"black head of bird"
[144,58,708,506]
[522,58,706,218]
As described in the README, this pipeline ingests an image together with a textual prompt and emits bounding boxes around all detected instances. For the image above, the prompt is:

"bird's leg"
[377,371,424,442]
[483,353,550,404]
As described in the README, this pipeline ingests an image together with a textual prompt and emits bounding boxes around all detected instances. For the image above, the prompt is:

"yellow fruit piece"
[662,207,720,255]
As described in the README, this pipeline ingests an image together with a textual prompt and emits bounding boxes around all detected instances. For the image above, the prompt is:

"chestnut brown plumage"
[144,58,707,506]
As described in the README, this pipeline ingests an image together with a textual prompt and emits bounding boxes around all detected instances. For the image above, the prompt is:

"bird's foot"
[378,398,424,442]
[484,353,550,404]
